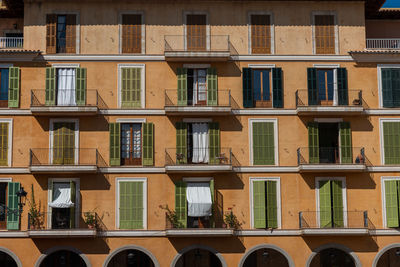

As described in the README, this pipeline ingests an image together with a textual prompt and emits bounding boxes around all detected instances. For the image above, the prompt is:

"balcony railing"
[28,211,99,230]
[295,89,364,108]
[31,89,101,108]
[165,147,232,166]
[297,147,365,165]
[30,148,101,167]
[299,211,370,229]
[0,37,23,49]
[366,38,400,50]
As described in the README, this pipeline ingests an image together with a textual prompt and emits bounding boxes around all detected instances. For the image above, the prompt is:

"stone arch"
[103,245,160,267]
[170,244,227,267]
[34,246,91,267]
[306,243,361,267]
[372,243,400,267]
[238,243,295,267]
[0,246,22,267]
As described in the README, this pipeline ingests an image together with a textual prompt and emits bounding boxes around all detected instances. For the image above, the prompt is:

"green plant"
[159,205,184,229]
[28,184,43,229]
[224,209,242,229]
[83,212,97,228]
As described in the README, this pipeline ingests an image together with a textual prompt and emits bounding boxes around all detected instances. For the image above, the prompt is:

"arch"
[306,243,361,267]
[170,244,227,267]
[103,245,160,267]
[34,246,91,267]
[238,244,295,267]
[373,243,400,267]
[0,247,22,267]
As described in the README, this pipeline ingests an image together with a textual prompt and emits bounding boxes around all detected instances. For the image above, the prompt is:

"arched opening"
[310,248,355,267]
[175,248,222,267]
[0,251,18,267]
[376,246,400,267]
[106,249,155,267]
[243,248,290,267]
[39,250,87,267]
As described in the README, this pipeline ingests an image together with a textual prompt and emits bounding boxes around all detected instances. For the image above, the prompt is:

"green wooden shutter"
[243,68,253,108]
[272,68,283,108]
[340,122,352,164]
[207,68,218,106]
[45,67,56,106]
[331,180,344,227]
[392,69,400,107]
[385,180,399,227]
[308,122,319,164]
[75,68,87,106]
[143,122,154,166]
[383,122,400,165]
[52,122,75,165]
[382,69,394,108]
[177,68,188,106]
[7,182,20,230]
[119,181,144,229]
[132,182,144,229]
[210,179,215,227]
[337,68,348,106]
[121,68,141,108]
[209,122,220,164]
[319,180,332,228]
[266,181,278,228]
[253,122,275,165]
[175,181,187,228]
[70,181,76,229]
[176,122,187,164]
[307,68,318,105]
[0,123,8,166]
[253,181,266,228]
[8,67,20,108]
[109,123,121,166]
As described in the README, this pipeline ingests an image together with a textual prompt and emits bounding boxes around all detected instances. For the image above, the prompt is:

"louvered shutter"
[331,180,344,227]
[207,68,218,106]
[46,14,57,54]
[392,69,400,107]
[382,69,394,108]
[121,68,141,108]
[70,181,76,228]
[143,123,154,166]
[340,122,352,164]
[75,68,87,106]
[307,68,318,105]
[122,14,142,54]
[272,68,283,108]
[109,123,121,166]
[119,181,143,229]
[337,68,348,106]
[243,68,253,108]
[315,15,335,54]
[177,68,188,106]
[253,181,266,228]
[8,67,19,108]
[209,122,220,165]
[132,182,144,229]
[251,15,271,54]
[266,181,278,228]
[319,180,332,228]
[308,122,319,164]
[45,67,56,106]
[253,122,275,165]
[385,180,399,227]
[175,181,187,228]
[65,14,76,54]
[7,182,20,230]
[0,123,8,166]
[176,122,187,164]
[383,122,400,164]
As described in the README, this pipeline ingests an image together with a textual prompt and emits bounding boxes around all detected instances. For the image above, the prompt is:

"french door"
[121,123,142,166]
[52,122,75,164]
[186,15,206,51]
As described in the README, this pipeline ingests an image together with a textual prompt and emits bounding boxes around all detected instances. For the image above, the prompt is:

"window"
[314,14,336,54]
[242,67,282,108]
[50,120,78,165]
[250,119,277,165]
[118,65,145,108]
[316,178,346,228]
[0,180,20,230]
[0,68,9,107]
[46,14,77,54]
[250,14,271,54]
[186,14,207,51]
[121,14,142,54]
[117,178,146,229]
[0,66,19,108]
[380,67,400,108]
[381,120,400,165]
[109,121,154,166]
[383,178,400,228]
[0,119,12,167]
[251,178,280,229]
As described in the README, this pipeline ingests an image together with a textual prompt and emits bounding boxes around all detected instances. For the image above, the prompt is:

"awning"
[49,183,74,208]
[186,182,212,217]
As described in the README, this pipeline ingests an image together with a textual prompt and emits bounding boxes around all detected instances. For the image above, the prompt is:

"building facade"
[0,0,400,266]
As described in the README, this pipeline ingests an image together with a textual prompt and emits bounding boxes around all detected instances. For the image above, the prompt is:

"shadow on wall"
[32,238,111,255]
[300,173,376,190]
[302,237,379,253]
[168,236,246,254]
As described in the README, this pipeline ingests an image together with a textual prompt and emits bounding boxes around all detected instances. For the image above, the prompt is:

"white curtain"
[57,68,76,106]
[192,123,209,163]
[186,183,212,217]
[192,69,207,105]
[49,183,74,208]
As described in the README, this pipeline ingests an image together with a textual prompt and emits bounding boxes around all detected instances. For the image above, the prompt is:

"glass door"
[121,123,142,166]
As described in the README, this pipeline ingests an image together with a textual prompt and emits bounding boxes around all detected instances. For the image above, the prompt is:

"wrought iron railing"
[299,210,370,229]
[28,211,98,230]
[165,89,231,107]
[295,89,364,107]
[30,89,102,108]
[297,147,365,165]
[29,148,100,166]
[165,147,232,166]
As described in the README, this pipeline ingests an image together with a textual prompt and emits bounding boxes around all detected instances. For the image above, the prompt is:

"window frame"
[311,11,339,55]
[0,119,13,167]
[0,64,12,104]
[183,11,210,51]
[377,64,400,108]
[248,118,279,166]
[118,11,145,54]
[117,64,146,108]
[115,177,147,230]
[315,177,347,228]
[379,118,400,165]
[48,12,80,54]
[248,11,275,55]
[248,64,276,106]
[381,176,400,228]
[49,118,79,165]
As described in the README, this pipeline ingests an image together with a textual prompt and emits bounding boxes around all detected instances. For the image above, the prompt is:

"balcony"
[28,211,99,238]
[297,147,366,172]
[29,148,100,173]
[164,89,233,115]
[299,211,371,236]
[0,37,23,49]
[30,89,102,116]
[164,35,232,61]
[366,39,400,50]
[295,90,365,115]
[165,148,232,173]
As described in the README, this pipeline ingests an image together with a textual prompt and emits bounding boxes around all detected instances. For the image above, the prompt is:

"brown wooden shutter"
[186,14,206,51]
[315,15,335,54]
[251,15,271,54]
[66,14,77,53]
[122,14,142,54]
[46,14,57,54]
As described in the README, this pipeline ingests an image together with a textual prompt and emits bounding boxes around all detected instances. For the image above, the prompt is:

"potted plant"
[28,184,43,230]
[224,208,242,230]
[84,212,97,229]
[159,205,184,229]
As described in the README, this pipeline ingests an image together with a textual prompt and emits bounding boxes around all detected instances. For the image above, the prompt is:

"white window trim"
[118,11,146,54]
[377,64,400,108]
[51,63,80,68]
[47,178,80,229]
[116,118,146,124]
[183,11,210,51]
[49,119,79,165]
[311,11,339,55]
[0,64,13,68]
[379,118,400,165]
[381,176,400,228]
[315,177,347,228]
[117,64,146,109]
[50,12,80,54]
[248,11,275,55]
[0,119,13,167]
[249,177,281,229]
[249,118,279,166]
[0,178,12,182]
[116,177,147,230]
